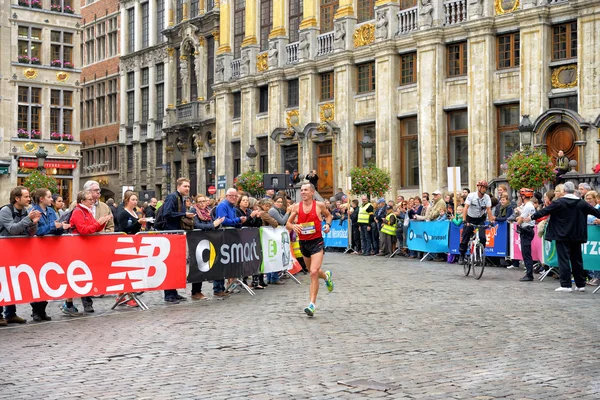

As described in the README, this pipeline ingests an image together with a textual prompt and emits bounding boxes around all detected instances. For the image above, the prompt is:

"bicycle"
[463,224,488,280]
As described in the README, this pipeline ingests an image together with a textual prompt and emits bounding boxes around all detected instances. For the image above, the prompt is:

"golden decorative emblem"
[24,142,38,153]
[256,53,268,72]
[198,36,205,47]
[214,0,220,7]
[167,47,175,57]
[165,145,175,152]
[495,0,520,15]
[56,71,69,82]
[212,30,220,42]
[551,64,578,89]
[55,143,69,154]
[319,103,335,122]
[317,123,328,133]
[97,178,109,186]
[180,55,188,61]
[167,104,175,109]
[286,109,300,128]
[23,68,38,79]
[197,97,205,101]
[353,24,375,48]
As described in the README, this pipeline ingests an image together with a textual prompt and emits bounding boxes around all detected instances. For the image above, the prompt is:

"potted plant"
[506,150,556,190]
[63,61,74,69]
[17,129,29,138]
[30,0,42,8]
[235,170,265,197]
[17,55,30,64]
[63,134,74,141]
[50,4,62,11]
[51,59,62,67]
[17,0,30,6]
[23,170,59,195]
[30,57,40,65]
[349,162,391,199]
[50,132,62,141]
[64,5,75,14]
[30,130,41,139]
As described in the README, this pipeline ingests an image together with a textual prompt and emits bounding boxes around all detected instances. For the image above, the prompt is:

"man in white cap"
[415,190,446,221]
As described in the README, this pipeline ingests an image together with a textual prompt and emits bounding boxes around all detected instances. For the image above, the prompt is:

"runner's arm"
[318,202,333,233]
[285,205,301,235]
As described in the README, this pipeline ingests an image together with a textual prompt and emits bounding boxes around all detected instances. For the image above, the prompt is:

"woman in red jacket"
[70,190,112,234]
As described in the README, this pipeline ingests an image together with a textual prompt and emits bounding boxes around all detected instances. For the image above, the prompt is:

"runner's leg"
[308,250,326,304]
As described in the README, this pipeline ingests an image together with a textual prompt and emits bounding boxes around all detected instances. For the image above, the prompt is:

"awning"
[19,158,78,169]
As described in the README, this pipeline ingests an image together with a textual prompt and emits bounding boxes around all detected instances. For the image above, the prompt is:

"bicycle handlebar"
[465,223,494,228]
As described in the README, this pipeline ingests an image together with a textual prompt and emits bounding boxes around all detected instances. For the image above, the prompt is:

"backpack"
[153,204,167,230]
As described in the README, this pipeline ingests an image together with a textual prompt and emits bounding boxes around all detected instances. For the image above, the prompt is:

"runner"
[286,183,334,317]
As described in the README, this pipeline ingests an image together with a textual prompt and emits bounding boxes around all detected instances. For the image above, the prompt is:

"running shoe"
[61,303,83,317]
[304,303,315,317]
[325,270,334,292]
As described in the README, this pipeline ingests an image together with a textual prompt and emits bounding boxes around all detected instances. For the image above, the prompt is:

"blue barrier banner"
[323,219,349,248]
[448,221,509,256]
[407,221,450,253]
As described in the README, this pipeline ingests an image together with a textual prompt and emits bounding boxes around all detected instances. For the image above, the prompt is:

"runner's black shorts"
[299,238,325,258]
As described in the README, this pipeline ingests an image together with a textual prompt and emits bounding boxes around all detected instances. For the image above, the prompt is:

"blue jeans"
[267,272,279,283]
[213,279,225,293]
[360,225,371,254]
[0,305,16,318]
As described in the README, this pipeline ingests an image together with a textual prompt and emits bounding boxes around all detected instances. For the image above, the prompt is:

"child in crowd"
[452,205,464,226]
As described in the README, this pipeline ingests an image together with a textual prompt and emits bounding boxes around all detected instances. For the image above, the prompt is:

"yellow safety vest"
[357,204,371,224]
[381,214,397,236]
[292,239,302,258]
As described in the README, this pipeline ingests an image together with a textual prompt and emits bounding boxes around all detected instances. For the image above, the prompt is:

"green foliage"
[506,150,555,190]
[23,170,59,195]
[349,164,391,198]
[235,170,265,197]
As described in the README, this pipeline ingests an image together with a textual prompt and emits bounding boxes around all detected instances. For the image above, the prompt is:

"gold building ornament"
[256,53,268,72]
[198,36,205,46]
[167,47,175,57]
[320,103,335,122]
[56,71,69,82]
[23,68,38,79]
[24,142,38,153]
[55,143,69,154]
[212,30,220,42]
[353,24,375,48]
[551,64,578,89]
[286,109,300,128]
[495,0,520,15]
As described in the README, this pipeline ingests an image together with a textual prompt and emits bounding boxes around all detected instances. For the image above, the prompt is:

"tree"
[349,163,391,199]
[23,170,59,195]
[506,150,555,190]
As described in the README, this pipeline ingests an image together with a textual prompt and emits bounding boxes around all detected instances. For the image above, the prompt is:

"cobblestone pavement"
[1,253,599,399]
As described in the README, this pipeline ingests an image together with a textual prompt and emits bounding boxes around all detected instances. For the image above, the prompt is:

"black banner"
[186,228,262,283]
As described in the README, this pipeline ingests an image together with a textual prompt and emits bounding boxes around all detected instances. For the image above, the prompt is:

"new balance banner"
[407,221,450,253]
[186,228,262,283]
[260,226,292,273]
[448,221,509,256]
[542,226,600,271]
[510,223,543,261]
[323,219,349,248]
[0,234,186,306]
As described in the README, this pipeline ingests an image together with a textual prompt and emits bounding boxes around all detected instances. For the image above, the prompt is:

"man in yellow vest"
[357,195,375,256]
[377,205,397,256]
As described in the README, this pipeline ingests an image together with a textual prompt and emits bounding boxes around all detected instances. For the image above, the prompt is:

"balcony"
[231,59,241,79]
[175,101,215,125]
[286,42,299,64]
[317,32,334,56]
[397,6,418,35]
[443,0,467,26]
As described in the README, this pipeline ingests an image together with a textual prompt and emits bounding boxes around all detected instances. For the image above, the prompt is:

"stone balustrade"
[231,59,241,79]
[286,42,299,64]
[444,0,467,26]
[317,32,335,56]
[397,6,418,35]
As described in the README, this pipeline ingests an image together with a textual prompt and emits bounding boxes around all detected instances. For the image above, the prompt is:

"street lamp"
[246,144,258,171]
[519,115,534,151]
[359,133,375,163]
[35,145,48,172]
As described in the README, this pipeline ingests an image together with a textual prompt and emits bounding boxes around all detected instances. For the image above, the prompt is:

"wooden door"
[317,141,333,199]
[546,124,578,171]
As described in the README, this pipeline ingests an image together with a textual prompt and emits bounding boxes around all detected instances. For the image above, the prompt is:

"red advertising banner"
[0,234,187,306]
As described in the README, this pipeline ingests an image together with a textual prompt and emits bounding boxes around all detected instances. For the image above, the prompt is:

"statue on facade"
[240,52,250,76]
[268,41,279,67]
[180,57,189,88]
[333,22,346,50]
[194,51,202,76]
[298,32,310,60]
[215,57,224,81]
[468,0,484,18]
[375,10,389,40]
[419,0,434,29]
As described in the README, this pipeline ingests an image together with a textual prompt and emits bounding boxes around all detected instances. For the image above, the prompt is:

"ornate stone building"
[0,0,83,203]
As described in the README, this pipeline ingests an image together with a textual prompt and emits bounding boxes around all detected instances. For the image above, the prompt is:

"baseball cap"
[378,198,386,204]
[432,190,442,195]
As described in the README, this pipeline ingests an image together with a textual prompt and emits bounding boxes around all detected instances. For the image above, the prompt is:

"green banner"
[0,166,8,175]
[542,226,600,271]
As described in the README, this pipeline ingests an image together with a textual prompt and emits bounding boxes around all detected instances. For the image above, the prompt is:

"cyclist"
[516,188,536,281]
[458,180,495,265]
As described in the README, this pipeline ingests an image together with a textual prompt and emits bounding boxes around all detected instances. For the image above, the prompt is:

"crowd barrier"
[323,219,349,249]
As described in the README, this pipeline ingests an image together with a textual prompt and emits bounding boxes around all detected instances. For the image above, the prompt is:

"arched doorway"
[545,124,578,171]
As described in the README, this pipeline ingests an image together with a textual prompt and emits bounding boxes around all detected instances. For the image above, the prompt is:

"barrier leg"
[593,285,600,294]
[539,267,559,282]
[111,292,149,311]
[389,248,401,259]
[284,270,301,284]
[111,293,128,310]
[226,278,255,296]
[420,252,431,262]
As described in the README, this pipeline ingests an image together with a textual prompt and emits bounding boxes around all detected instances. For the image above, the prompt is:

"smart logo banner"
[407,221,450,253]
[260,226,292,273]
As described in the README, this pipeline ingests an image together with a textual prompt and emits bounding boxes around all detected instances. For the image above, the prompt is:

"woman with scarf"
[494,194,514,223]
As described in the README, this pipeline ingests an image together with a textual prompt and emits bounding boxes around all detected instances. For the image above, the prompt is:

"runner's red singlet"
[297,200,322,241]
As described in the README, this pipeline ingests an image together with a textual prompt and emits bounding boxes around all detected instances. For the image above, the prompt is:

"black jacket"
[531,195,600,243]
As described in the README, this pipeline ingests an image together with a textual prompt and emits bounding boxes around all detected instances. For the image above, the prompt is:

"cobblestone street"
[1,253,599,399]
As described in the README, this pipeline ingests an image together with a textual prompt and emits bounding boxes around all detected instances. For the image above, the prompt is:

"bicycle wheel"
[472,243,486,280]
[463,253,471,276]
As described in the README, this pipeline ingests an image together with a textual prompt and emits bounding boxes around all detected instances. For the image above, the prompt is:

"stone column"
[241,84,258,173]
[269,0,288,68]
[148,64,156,139]
[270,0,286,38]
[217,0,232,54]
[334,0,354,18]
[215,92,231,187]
[167,0,174,27]
[298,0,318,61]
[119,71,128,141]
[199,0,206,14]
[134,1,142,51]
[133,66,142,141]
[120,5,127,54]
[267,79,285,171]
[242,0,258,46]
[333,61,353,189]
[180,54,190,103]
[165,49,175,109]
[195,39,206,100]
[183,0,190,21]
[149,0,156,46]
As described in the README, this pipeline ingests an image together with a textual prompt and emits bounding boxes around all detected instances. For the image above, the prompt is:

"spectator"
[144,197,157,230]
[253,198,280,288]
[349,199,362,254]
[357,195,375,256]
[52,194,67,218]
[555,150,569,185]
[378,206,397,256]
[584,191,600,286]
[306,170,319,189]
[290,169,301,187]
[494,194,514,222]
[578,182,591,198]
[70,180,115,233]
[267,195,290,284]
[117,192,147,235]
[106,198,118,217]
[33,188,69,237]
[0,186,41,325]
[334,188,346,202]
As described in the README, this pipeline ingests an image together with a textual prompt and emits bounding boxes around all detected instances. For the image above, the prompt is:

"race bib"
[301,222,316,235]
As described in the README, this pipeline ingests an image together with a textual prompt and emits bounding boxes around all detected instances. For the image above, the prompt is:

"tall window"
[399,0,416,9]
[127,8,135,53]
[357,125,376,167]
[190,53,198,100]
[552,21,577,61]
[287,79,299,108]
[232,141,241,178]
[85,26,94,64]
[51,30,74,65]
[156,140,163,165]
[401,52,416,85]
[108,78,118,123]
[320,0,339,33]
[233,92,242,118]
[320,71,334,101]
[50,89,73,137]
[357,0,375,23]
[177,0,184,23]
[96,82,106,126]
[156,0,165,44]
[141,143,148,167]
[191,0,199,18]
[17,86,42,138]
[127,145,134,171]
[357,62,375,94]
[51,0,74,12]
[550,95,577,112]
[258,137,268,173]
[141,2,149,48]
[234,0,245,59]
[141,68,149,123]
[17,26,42,63]
[259,86,269,113]
[155,63,165,121]
[260,0,273,52]
[127,71,135,126]
[108,16,118,56]
[448,110,468,185]
[497,104,519,172]
[497,32,519,69]
[85,86,94,128]
[289,0,303,43]
[447,41,467,77]
[96,21,106,61]
[401,117,418,187]
[207,37,215,98]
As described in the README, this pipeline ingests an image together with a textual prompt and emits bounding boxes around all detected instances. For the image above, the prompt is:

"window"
[357,0,375,23]
[85,86,94,128]
[447,42,467,77]
[550,95,578,112]
[141,143,148,167]
[156,140,163,165]
[258,137,268,173]
[156,0,165,44]
[108,17,118,56]
[51,30,74,66]
[96,82,106,126]
[17,87,42,138]
[496,104,520,172]
[287,79,299,108]
[400,117,419,187]
[289,0,303,43]
[357,62,375,94]
[234,0,245,59]
[552,21,577,61]
[107,78,118,123]
[50,89,74,137]
[401,52,416,85]
[190,53,198,100]
[320,0,339,33]
[17,26,42,63]
[85,26,94,64]
[399,0,416,9]
[260,0,273,52]
[259,86,269,113]
[127,72,135,126]
[233,92,242,118]
[177,0,184,23]
[96,22,106,61]
[191,0,199,18]
[156,63,165,121]
[357,125,376,167]
[127,8,135,53]
[320,71,334,101]
[497,32,519,69]
[141,68,149,123]
[50,0,74,13]
[176,48,182,103]
[141,2,149,48]
[207,36,215,98]
[232,141,241,177]
[127,145,134,171]
[448,110,468,185]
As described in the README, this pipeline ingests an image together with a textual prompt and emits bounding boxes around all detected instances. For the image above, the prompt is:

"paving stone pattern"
[1,254,599,399]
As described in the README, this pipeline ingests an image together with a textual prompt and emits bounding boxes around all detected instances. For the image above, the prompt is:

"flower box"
[50,4,62,11]
[51,60,62,67]
[17,129,29,138]
[64,5,75,14]
[30,57,40,65]
[18,0,30,6]
[63,61,74,69]
[63,134,74,141]
[50,132,62,141]
[31,130,41,139]
[31,0,42,8]
[17,55,30,64]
